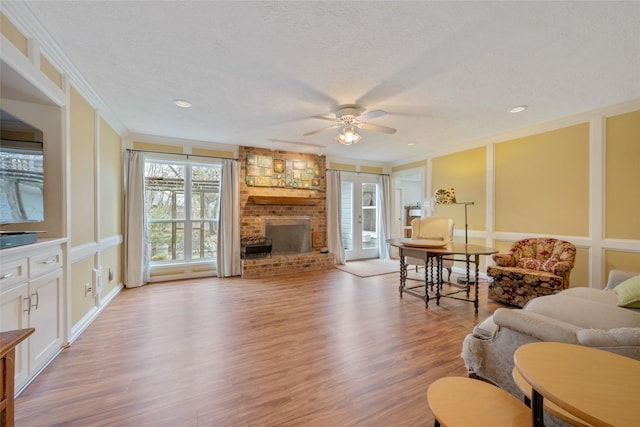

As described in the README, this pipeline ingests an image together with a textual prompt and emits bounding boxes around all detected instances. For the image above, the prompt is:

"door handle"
[31,290,39,310]
[23,294,32,314]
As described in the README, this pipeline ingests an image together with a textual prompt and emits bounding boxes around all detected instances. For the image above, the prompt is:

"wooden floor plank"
[15,268,502,427]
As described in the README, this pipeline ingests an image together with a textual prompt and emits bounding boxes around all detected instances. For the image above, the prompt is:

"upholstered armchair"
[406,216,454,281]
[486,238,576,307]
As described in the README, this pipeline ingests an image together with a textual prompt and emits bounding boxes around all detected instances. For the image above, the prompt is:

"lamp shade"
[434,188,457,205]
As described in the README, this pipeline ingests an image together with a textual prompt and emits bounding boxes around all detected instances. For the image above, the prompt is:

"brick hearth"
[241,252,335,279]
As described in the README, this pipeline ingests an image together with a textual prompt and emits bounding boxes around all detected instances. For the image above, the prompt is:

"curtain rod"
[326,168,389,177]
[126,148,238,161]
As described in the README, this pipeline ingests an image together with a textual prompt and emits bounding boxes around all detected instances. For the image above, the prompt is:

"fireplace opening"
[264,216,312,255]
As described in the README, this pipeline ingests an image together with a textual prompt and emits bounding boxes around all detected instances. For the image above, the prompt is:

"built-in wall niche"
[0,99,64,237]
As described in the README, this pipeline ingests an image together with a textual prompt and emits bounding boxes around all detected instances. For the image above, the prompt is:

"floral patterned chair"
[487,238,576,307]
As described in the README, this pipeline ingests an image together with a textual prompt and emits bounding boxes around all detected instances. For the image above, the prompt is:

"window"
[144,158,221,264]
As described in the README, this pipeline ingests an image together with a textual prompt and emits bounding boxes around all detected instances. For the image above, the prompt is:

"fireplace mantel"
[248,196,323,205]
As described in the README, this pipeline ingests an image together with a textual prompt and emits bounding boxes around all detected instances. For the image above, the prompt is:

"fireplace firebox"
[264,216,312,255]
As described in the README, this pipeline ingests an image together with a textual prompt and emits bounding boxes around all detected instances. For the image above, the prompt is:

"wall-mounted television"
[0,109,45,224]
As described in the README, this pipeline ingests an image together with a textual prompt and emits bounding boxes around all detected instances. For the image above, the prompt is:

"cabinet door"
[28,270,63,375]
[0,282,30,389]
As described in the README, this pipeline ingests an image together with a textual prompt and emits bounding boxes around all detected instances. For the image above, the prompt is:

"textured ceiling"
[13,1,640,163]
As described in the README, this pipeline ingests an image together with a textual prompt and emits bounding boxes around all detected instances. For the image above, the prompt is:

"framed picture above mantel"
[245,153,322,189]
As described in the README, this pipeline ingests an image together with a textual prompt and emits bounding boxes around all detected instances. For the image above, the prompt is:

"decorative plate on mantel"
[400,238,447,248]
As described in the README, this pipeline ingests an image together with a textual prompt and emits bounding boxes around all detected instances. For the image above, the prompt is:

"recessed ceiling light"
[174,99,192,108]
[407,141,417,146]
[510,105,527,113]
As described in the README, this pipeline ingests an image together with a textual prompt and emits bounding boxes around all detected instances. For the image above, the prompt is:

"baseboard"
[69,282,123,344]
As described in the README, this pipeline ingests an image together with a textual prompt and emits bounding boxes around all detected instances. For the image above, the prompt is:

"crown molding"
[2,2,128,136]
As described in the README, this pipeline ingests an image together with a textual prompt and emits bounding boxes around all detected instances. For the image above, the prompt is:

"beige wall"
[392,160,427,173]
[100,245,122,297]
[1,12,28,56]
[68,90,125,330]
[99,119,122,238]
[40,54,63,89]
[71,255,95,325]
[605,110,640,240]
[99,119,124,294]
[432,146,487,232]
[495,123,590,236]
[70,86,96,246]
[604,250,640,285]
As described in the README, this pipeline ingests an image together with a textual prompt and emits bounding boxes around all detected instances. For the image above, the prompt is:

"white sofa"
[461,270,640,400]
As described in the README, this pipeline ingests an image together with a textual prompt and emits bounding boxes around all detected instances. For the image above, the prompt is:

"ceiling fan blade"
[357,121,397,134]
[303,123,341,136]
[310,115,338,122]
[358,109,387,121]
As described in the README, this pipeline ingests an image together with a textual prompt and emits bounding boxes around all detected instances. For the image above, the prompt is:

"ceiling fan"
[303,104,396,145]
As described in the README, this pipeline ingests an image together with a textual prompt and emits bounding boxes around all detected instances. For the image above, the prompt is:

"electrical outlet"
[108,268,113,281]
[84,282,92,297]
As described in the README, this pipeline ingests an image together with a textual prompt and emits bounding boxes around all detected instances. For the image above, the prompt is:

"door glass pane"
[341,181,353,251]
[362,183,378,250]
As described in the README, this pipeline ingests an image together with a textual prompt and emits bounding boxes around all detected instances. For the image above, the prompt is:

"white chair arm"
[493,308,582,344]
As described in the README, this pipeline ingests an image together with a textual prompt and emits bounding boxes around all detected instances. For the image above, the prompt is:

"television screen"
[0,110,45,224]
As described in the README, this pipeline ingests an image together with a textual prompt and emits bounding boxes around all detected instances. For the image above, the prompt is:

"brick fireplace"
[239,146,334,278]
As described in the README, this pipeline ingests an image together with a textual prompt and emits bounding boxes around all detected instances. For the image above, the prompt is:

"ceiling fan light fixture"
[336,125,361,145]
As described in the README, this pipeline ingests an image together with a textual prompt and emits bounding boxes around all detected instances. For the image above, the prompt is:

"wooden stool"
[427,376,530,427]
[512,368,593,427]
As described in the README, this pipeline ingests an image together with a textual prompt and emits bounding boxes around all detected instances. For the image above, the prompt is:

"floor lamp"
[433,188,474,284]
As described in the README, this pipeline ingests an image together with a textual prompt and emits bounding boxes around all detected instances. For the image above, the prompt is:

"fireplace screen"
[264,216,312,255]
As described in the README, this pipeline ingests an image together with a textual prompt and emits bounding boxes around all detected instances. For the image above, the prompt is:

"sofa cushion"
[540,256,559,272]
[577,327,640,347]
[559,287,619,305]
[524,294,640,330]
[517,257,542,270]
[613,275,640,308]
[606,270,640,290]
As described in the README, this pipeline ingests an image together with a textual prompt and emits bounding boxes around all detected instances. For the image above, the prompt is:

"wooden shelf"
[248,196,323,205]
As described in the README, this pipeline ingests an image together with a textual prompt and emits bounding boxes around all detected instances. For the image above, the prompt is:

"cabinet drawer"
[29,249,62,278]
[0,258,28,289]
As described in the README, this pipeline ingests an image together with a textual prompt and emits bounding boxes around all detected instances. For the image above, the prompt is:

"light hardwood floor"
[15,268,502,427]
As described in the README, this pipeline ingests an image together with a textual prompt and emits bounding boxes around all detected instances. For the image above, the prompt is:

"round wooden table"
[514,342,640,427]
[427,376,530,427]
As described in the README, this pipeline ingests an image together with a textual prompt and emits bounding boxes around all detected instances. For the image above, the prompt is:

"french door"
[341,174,379,261]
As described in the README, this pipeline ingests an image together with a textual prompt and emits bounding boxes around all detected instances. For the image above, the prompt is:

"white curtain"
[326,170,345,264]
[378,174,391,259]
[123,150,150,288]
[217,159,242,277]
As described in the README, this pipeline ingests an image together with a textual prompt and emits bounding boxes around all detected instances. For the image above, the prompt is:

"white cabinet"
[0,239,65,392]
